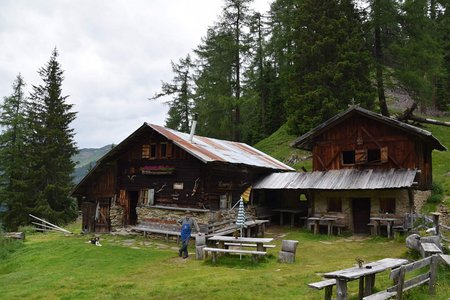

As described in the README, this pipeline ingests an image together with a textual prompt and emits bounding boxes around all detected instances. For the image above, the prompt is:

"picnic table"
[323,258,408,300]
[370,217,399,238]
[208,235,274,251]
[308,216,339,235]
[273,208,305,227]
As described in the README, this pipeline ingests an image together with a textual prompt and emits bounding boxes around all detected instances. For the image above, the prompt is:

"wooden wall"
[311,115,432,189]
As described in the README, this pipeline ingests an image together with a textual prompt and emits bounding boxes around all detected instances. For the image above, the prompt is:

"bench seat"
[223,242,276,248]
[203,247,266,263]
[363,290,396,300]
[307,279,336,300]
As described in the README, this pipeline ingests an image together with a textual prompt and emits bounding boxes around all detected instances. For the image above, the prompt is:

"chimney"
[189,114,198,143]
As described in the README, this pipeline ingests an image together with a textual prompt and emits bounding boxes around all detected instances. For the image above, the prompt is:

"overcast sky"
[0,0,270,148]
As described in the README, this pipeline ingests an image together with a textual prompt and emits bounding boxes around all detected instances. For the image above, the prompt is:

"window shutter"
[381,147,388,163]
[355,149,367,164]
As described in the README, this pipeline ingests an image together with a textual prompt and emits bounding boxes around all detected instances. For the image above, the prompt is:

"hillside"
[72,144,113,184]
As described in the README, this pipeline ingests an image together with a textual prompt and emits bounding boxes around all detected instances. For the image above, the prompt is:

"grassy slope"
[1,227,448,299]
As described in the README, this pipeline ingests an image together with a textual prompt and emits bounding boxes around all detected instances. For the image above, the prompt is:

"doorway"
[126,191,139,225]
[352,198,371,234]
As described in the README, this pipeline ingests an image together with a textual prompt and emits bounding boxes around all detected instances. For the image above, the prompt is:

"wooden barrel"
[281,240,299,253]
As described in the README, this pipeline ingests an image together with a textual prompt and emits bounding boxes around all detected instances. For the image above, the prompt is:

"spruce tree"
[286,0,375,134]
[26,48,78,225]
[0,75,31,230]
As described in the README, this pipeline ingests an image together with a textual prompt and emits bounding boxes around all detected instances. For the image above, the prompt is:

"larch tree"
[0,75,32,230]
[26,48,78,225]
[151,54,195,133]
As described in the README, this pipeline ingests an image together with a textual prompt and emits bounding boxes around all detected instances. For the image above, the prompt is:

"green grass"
[1,227,449,299]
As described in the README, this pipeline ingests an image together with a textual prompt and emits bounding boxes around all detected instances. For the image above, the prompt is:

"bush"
[427,182,444,204]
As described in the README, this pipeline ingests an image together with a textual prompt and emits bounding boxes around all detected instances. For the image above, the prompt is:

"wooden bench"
[131,226,181,243]
[363,255,439,300]
[223,242,276,249]
[307,279,336,300]
[203,247,266,263]
[420,242,442,257]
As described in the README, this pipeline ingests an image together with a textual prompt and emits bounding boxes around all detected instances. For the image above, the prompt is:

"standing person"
[178,211,200,258]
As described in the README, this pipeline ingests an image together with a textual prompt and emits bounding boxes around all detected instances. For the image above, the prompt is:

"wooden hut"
[72,123,293,233]
[253,106,446,234]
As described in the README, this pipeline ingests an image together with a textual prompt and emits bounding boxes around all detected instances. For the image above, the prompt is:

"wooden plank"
[307,279,336,290]
[203,247,266,255]
[362,290,396,300]
[224,242,276,248]
[438,254,450,266]
[390,256,431,280]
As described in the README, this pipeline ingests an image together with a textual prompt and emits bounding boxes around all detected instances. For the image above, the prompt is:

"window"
[327,197,342,212]
[220,194,232,210]
[173,182,183,190]
[368,149,381,163]
[342,150,355,165]
[379,198,395,214]
[142,145,150,159]
[150,143,157,159]
[160,143,167,158]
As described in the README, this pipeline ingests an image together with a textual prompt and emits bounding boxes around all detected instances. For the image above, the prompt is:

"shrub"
[427,182,444,204]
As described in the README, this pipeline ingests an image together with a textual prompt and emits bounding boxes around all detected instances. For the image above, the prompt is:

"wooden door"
[352,198,371,234]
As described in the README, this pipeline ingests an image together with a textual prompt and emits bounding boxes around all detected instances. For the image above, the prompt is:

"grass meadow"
[1,224,449,300]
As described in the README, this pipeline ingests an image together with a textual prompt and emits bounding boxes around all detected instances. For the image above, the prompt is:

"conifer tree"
[286,0,375,134]
[26,48,78,225]
[0,75,31,230]
[151,55,195,132]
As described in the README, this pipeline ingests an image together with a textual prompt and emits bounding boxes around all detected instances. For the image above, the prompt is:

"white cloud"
[0,0,271,148]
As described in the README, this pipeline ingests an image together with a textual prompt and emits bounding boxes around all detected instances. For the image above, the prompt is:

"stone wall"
[313,189,411,231]
[110,205,123,230]
[413,190,432,213]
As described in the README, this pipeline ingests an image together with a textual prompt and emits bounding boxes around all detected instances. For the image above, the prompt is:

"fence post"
[429,255,438,294]
[431,212,441,236]
[395,266,406,300]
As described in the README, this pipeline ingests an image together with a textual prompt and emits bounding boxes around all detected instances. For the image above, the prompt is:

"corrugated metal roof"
[253,169,417,190]
[291,106,446,151]
[148,124,294,171]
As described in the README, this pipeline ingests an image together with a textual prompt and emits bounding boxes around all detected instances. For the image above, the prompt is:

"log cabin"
[253,106,446,234]
[72,123,293,233]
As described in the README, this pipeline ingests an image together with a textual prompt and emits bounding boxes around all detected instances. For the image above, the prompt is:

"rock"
[406,234,421,251]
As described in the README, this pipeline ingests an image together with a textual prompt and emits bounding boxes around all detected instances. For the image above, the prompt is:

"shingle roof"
[291,106,446,151]
[253,169,417,190]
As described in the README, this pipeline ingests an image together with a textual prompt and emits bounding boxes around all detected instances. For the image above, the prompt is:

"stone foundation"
[110,206,123,230]
[413,190,432,213]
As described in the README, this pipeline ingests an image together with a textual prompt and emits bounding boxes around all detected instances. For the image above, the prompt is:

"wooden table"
[308,216,338,235]
[323,258,408,300]
[370,217,399,238]
[208,235,274,252]
[273,208,305,227]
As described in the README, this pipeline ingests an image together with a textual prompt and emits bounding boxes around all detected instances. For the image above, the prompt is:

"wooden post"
[364,274,375,296]
[358,277,364,299]
[429,255,438,294]
[395,266,406,300]
[324,285,333,300]
[431,213,441,236]
[336,279,347,300]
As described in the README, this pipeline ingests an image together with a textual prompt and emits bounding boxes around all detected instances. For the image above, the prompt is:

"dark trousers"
[179,239,189,258]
